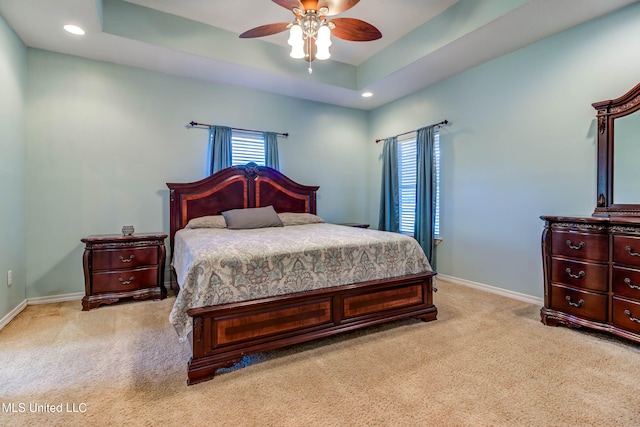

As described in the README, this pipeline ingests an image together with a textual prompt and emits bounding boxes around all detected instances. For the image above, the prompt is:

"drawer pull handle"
[119,276,135,285]
[119,255,135,263]
[566,240,585,250]
[624,278,640,290]
[565,268,585,279]
[565,296,584,307]
[625,246,640,257]
[624,309,640,324]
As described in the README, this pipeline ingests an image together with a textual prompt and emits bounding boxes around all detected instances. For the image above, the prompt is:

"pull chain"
[308,36,313,74]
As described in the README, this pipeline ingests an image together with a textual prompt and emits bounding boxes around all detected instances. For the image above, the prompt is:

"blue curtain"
[378,136,399,232]
[264,131,280,170]
[208,125,232,175]
[415,125,436,265]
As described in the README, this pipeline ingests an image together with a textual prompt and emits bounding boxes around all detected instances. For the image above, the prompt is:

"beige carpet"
[1,280,639,427]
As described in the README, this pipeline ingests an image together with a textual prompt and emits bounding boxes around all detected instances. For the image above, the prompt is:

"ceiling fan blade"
[318,0,360,16]
[330,18,382,41]
[239,22,290,39]
[272,0,304,11]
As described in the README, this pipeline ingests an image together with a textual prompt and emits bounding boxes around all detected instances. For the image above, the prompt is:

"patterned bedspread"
[170,223,432,339]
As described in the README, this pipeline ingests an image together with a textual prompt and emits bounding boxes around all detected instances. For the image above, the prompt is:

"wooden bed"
[167,163,437,385]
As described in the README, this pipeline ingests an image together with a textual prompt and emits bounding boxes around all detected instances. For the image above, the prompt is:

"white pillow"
[186,215,227,229]
[278,212,325,226]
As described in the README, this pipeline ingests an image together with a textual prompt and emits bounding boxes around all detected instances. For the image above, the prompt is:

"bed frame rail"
[186,272,436,385]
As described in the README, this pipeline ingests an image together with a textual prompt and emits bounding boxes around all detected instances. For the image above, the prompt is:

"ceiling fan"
[239,0,382,73]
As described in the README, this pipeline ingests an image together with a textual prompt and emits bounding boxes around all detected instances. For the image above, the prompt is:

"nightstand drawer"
[549,284,607,322]
[338,223,370,228]
[92,266,159,294]
[93,246,158,270]
[550,258,608,292]
[551,231,608,262]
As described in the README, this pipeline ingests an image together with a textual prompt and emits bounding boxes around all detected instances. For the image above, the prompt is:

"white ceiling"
[0,0,637,110]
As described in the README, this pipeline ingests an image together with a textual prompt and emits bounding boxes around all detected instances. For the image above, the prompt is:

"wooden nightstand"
[81,233,167,310]
[339,223,370,228]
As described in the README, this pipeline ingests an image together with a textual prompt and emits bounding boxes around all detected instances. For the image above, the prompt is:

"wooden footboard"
[186,272,437,385]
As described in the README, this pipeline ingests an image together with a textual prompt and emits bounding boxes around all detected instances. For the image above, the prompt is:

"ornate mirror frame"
[592,82,640,217]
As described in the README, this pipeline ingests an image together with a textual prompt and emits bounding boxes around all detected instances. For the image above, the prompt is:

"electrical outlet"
[7,270,12,287]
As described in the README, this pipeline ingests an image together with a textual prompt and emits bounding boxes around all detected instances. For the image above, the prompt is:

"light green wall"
[25,49,368,298]
[368,3,640,297]
[0,15,26,319]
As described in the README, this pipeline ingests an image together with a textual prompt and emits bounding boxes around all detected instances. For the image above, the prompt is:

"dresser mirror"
[613,112,640,204]
[592,82,640,216]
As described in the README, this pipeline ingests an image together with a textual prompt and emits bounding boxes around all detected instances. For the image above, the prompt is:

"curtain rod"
[188,121,289,138]
[375,119,450,143]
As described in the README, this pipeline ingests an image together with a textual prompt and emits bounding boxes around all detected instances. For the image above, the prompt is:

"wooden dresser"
[81,233,167,310]
[541,216,640,342]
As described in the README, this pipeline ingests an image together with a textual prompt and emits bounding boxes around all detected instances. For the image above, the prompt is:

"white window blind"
[397,131,440,238]
[398,135,417,235]
[231,130,265,166]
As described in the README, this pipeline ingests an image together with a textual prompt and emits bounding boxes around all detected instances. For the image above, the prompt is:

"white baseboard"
[437,274,544,306]
[2,278,540,330]
[0,292,84,331]
[0,299,28,331]
[27,292,84,305]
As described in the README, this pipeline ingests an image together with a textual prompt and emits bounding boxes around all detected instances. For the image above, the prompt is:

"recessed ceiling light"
[361,91,373,98]
[63,25,85,36]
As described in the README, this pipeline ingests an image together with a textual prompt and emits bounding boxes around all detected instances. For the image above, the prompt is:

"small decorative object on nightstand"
[339,223,370,228]
[81,232,167,310]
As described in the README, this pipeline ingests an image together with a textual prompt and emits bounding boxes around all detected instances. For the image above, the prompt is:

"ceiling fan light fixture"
[315,24,332,60]
[290,44,305,59]
[315,46,330,60]
[239,1,381,73]
[288,24,305,59]
[287,24,303,46]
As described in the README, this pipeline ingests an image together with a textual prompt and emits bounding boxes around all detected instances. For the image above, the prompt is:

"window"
[231,130,265,166]
[398,135,417,235]
[397,131,440,237]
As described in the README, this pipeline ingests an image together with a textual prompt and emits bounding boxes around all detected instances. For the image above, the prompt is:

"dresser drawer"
[612,297,640,334]
[93,246,158,271]
[612,266,640,301]
[550,284,607,322]
[550,258,608,292]
[551,231,608,262]
[92,267,159,294]
[613,235,640,267]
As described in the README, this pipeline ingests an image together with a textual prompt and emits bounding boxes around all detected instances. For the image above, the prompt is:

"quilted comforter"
[170,223,432,339]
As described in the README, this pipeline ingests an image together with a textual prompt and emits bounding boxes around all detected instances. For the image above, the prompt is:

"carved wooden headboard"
[166,163,319,253]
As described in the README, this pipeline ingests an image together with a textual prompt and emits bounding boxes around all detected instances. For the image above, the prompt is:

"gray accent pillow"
[222,206,284,229]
